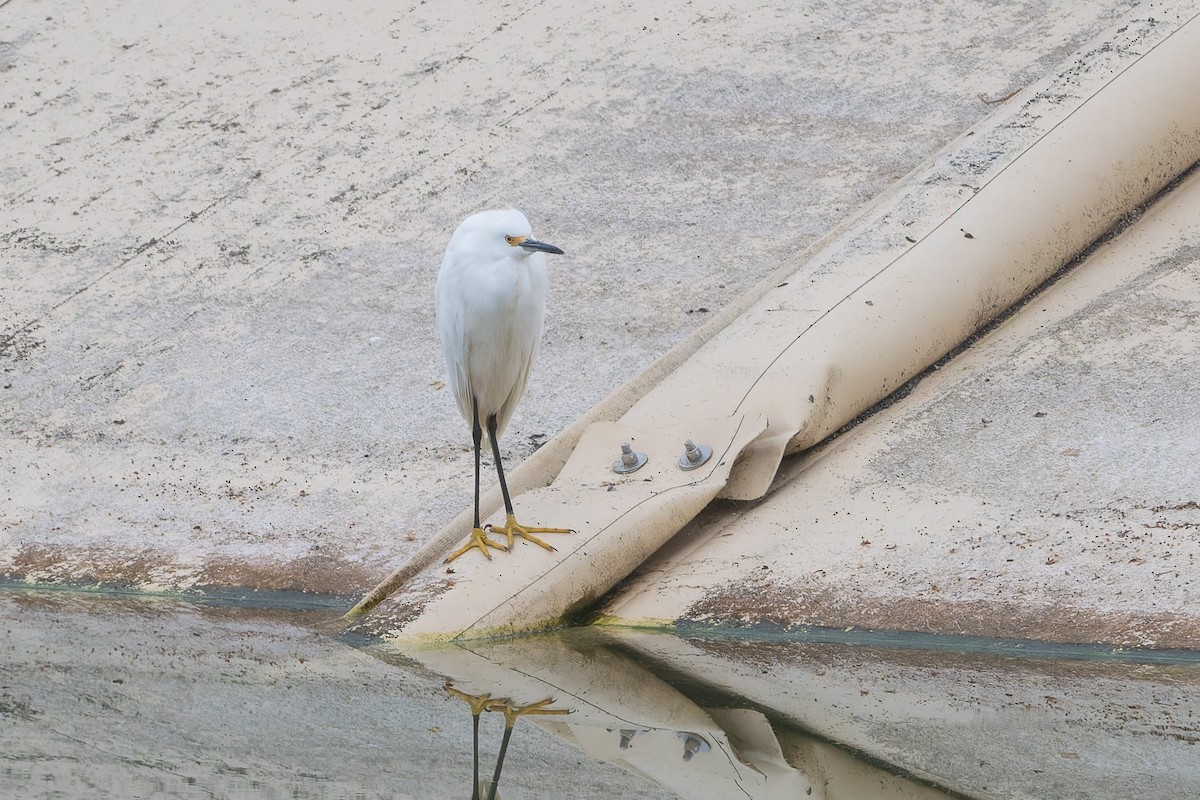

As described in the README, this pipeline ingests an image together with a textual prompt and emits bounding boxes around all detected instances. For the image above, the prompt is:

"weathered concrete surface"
[600,164,1200,648]
[0,0,1152,592]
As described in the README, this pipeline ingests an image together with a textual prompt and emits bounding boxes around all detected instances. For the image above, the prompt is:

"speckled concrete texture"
[0,0,1162,592]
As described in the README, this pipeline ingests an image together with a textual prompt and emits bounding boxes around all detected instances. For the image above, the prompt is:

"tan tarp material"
[599,148,1200,647]
[351,14,1200,638]
[366,415,766,638]
[633,14,1200,501]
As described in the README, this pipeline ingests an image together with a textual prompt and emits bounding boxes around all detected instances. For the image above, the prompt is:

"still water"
[3,587,1198,799]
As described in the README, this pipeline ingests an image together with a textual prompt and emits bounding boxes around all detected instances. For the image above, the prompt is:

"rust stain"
[197,553,380,595]
[686,578,1200,651]
[5,542,384,596]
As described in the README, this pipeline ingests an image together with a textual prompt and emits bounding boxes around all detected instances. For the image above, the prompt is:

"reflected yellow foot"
[489,514,574,552]
[444,527,509,563]
[486,697,572,727]
[445,683,492,715]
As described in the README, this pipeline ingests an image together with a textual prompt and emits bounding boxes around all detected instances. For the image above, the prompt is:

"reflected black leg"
[486,725,514,800]
[471,711,482,800]
[484,699,570,800]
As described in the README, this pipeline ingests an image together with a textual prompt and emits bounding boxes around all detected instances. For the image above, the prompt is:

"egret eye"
[504,235,526,246]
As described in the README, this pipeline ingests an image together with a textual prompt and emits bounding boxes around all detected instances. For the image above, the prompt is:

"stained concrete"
[1,0,1155,593]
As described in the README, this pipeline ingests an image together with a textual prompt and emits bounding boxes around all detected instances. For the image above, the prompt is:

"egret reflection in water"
[446,683,570,800]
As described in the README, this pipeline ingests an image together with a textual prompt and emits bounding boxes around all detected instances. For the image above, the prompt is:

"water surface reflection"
[377,628,955,800]
[375,625,1200,800]
[4,588,1198,799]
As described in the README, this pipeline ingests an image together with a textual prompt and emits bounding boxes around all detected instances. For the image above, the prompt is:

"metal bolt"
[612,442,647,474]
[679,732,710,761]
[677,439,712,471]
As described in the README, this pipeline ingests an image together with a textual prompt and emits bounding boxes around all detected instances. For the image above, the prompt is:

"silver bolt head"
[678,441,712,471]
[613,443,648,474]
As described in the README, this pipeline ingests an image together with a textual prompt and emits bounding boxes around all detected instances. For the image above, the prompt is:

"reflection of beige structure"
[385,626,1200,799]
[357,11,1200,644]
[607,629,1200,800]
[397,632,951,800]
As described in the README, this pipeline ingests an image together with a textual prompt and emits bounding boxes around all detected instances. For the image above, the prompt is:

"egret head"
[454,208,564,261]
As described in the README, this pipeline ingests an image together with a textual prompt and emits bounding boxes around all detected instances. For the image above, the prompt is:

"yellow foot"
[444,527,509,563]
[486,697,572,726]
[489,513,574,552]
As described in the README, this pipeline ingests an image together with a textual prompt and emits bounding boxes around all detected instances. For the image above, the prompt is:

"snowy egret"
[436,209,574,562]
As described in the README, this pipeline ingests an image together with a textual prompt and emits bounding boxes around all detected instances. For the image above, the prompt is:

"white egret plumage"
[435,209,573,562]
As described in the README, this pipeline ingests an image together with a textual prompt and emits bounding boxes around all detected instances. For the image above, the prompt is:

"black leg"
[471,712,481,800]
[487,724,515,800]
[472,397,483,530]
[487,414,515,516]
[444,398,510,563]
